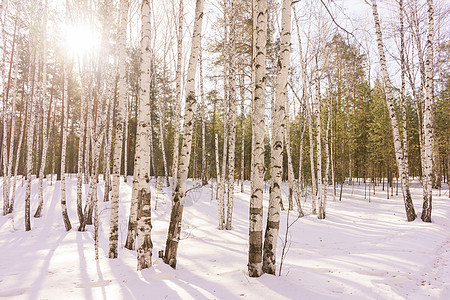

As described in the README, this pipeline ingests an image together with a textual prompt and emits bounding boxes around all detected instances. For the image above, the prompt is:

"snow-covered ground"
[0,175,449,299]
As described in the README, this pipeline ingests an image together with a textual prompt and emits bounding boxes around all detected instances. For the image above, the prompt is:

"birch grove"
[0,0,446,280]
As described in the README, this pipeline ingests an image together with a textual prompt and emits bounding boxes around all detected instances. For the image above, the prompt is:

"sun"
[65,23,100,56]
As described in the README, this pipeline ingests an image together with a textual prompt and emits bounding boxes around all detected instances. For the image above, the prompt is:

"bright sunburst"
[65,23,100,56]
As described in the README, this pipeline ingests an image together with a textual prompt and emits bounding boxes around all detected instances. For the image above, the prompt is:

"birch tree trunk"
[124,92,129,182]
[215,133,220,187]
[322,90,332,219]
[240,73,245,193]
[160,55,170,187]
[316,71,324,219]
[371,0,416,221]
[84,101,91,184]
[60,58,72,232]
[294,6,316,214]
[307,99,316,214]
[148,80,156,177]
[35,3,49,217]
[297,112,306,217]
[399,0,409,182]
[158,92,169,186]
[225,1,237,230]
[421,0,434,222]
[199,46,207,186]
[163,0,204,269]
[217,7,229,230]
[263,0,290,275]
[248,0,267,278]
[109,0,128,258]
[285,95,294,211]
[5,38,19,215]
[1,23,15,214]
[172,0,183,188]
[10,90,26,214]
[24,56,37,231]
[76,65,87,224]
[103,82,113,201]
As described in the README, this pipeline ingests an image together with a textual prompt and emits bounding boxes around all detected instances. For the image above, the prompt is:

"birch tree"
[248,0,267,278]
[24,54,37,231]
[285,96,295,211]
[262,0,290,275]
[294,5,316,214]
[370,0,416,221]
[159,51,170,187]
[127,0,153,269]
[163,0,204,269]
[199,45,207,186]
[60,57,72,232]
[76,62,88,224]
[35,1,50,218]
[172,0,183,188]
[109,0,128,258]
[226,0,237,230]
[2,12,17,215]
[217,4,229,229]
[240,73,245,193]
[315,70,324,219]
[5,31,19,215]
[10,84,26,214]
[421,0,434,222]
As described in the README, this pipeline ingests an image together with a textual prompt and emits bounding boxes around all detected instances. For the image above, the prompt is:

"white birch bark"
[77,64,87,224]
[217,5,229,229]
[297,112,306,217]
[294,6,316,214]
[103,82,113,201]
[399,0,409,180]
[124,92,129,182]
[226,1,237,230]
[248,0,267,278]
[263,0,290,275]
[159,55,170,187]
[35,3,49,218]
[371,0,416,221]
[321,89,332,219]
[84,100,91,184]
[199,46,207,186]
[215,133,220,187]
[163,0,204,269]
[5,37,19,215]
[60,58,72,232]
[240,73,245,193]
[1,56,8,215]
[109,0,128,258]
[315,71,324,219]
[307,98,316,214]
[24,56,38,231]
[148,66,156,177]
[80,106,105,233]
[421,0,434,222]
[91,117,105,259]
[172,0,183,188]
[285,96,294,211]
[10,89,26,214]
